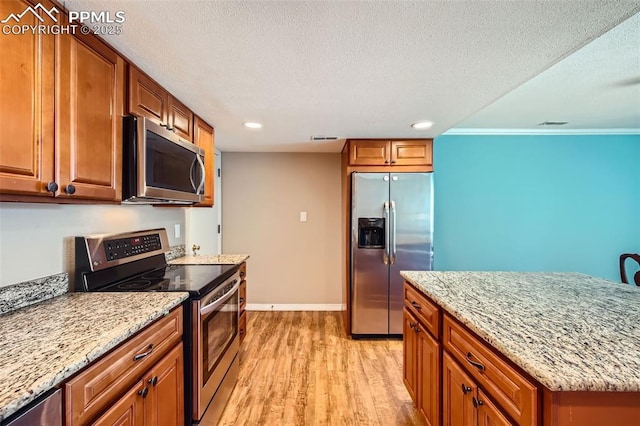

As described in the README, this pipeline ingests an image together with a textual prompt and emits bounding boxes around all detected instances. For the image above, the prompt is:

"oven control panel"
[104,233,163,261]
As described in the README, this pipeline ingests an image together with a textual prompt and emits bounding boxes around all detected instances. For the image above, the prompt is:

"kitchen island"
[401,271,640,426]
[0,291,188,422]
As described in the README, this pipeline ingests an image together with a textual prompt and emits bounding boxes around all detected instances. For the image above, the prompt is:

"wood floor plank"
[219,311,423,425]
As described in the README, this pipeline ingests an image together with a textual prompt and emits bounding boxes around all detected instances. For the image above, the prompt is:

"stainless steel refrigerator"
[351,172,434,336]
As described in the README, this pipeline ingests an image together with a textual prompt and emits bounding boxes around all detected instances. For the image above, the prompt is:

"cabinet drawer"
[404,283,440,338]
[65,307,183,425]
[443,314,537,426]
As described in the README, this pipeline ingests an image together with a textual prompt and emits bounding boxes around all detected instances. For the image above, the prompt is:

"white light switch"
[299,211,307,222]
[174,224,181,238]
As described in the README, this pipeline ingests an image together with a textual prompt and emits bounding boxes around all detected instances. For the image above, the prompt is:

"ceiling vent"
[310,135,339,141]
[537,121,568,126]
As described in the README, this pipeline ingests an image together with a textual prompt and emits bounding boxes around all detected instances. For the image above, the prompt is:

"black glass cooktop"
[96,264,237,297]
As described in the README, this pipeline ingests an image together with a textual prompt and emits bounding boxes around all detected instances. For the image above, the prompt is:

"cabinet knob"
[391,160,397,164]
[64,184,76,195]
[384,159,390,164]
[160,123,167,127]
[45,182,58,193]
[138,387,148,398]
[148,376,158,386]
[461,384,472,394]
[472,396,483,408]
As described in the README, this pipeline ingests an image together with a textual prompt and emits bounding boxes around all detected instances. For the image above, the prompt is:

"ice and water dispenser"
[357,218,385,249]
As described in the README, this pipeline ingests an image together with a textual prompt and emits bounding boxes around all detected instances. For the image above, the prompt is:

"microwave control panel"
[104,233,163,261]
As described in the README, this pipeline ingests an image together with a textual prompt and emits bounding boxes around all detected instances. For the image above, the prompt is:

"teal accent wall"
[433,134,640,281]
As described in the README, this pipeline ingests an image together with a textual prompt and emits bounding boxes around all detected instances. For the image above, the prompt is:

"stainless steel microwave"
[122,116,205,204]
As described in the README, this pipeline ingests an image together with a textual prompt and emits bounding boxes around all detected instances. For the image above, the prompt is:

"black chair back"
[620,253,640,286]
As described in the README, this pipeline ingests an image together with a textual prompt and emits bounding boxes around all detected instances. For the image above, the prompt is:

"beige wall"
[0,203,185,287]
[222,153,342,307]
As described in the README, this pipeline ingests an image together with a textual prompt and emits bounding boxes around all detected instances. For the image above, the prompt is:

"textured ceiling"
[454,11,640,132]
[66,1,640,152]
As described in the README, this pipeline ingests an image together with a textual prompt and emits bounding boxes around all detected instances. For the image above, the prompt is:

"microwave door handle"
[196,154,205,195]
[189,157,197,191]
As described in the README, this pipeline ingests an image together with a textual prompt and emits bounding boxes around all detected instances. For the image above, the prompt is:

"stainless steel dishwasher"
[2,389,61,426]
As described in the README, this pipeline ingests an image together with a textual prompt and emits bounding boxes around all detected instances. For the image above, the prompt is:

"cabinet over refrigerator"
[351,172,433,336]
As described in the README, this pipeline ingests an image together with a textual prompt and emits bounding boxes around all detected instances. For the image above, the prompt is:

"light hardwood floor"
[219,311,422,425]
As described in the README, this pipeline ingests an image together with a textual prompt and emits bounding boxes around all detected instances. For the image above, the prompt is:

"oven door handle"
[200,280,240,316]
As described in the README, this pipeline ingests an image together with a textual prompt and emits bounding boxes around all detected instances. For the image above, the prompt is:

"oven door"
[192,273,240,421]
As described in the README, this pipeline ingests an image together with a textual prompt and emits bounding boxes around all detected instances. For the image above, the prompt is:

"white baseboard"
[246,303,344,311]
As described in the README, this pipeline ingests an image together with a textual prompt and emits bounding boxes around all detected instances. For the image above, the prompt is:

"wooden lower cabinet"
[443,352,476,426]
[91,381,146,426]
[238,262,248,345]
[477,389,513,426]
[88,344,183,426]
[65,308,183,426]
[405,283,516,426]
[443,352,511,426]
[403,308,440,426]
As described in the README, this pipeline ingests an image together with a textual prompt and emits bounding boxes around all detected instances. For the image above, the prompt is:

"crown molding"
[442,128,640,136]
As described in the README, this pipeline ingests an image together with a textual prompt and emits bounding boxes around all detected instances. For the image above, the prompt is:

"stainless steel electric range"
[74,228,240,426]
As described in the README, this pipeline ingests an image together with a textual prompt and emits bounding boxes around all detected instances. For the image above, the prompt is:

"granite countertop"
[168,254,249,265]
[0,292,188,421]
[401,271,640,392]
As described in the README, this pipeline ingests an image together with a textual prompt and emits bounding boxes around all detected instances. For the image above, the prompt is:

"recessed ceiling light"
[243,122,263,129]
[411,121,434,130]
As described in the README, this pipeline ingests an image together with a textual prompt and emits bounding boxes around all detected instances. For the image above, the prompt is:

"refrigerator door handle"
[383,201,390,265]
[390,200,397,264]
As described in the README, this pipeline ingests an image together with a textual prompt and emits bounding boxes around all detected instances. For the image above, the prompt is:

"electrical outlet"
[174,224,181,239]
[299,211,307,222]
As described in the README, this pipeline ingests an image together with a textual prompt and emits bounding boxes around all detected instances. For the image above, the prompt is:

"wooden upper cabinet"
[349,140,390,165]
[347,139,432,167]
[193,117,215,207]
[0,0,55,196]
[391,140,433,166]
[1,1,123,202]
[127,66,194,142]
[168,97,194,142]
[55,29,124,201]
[128,66,168,126]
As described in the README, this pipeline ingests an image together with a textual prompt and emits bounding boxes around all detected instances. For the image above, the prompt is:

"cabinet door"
[55,30,124,201]
[91,381,146,426]
[239,310,247,345]
[168,97,194,142]
[193,117,214,206]
[128,66,168,125]
[403,308,418,402]
[0,0,55,196]
[145,343,184,426]
[348,140,390,165]
[417,325,440,426]
[476,389,514,426]
[443,353,476,426]
[390,140,433,166]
